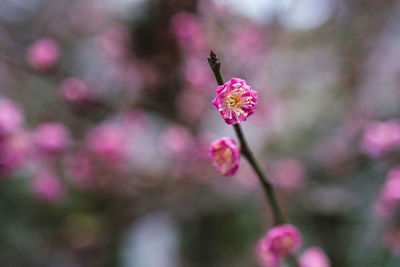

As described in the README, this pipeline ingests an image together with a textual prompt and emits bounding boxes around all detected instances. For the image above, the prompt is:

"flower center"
[275,236,295,255]
[225,95,240,109]
[215,147,232,164]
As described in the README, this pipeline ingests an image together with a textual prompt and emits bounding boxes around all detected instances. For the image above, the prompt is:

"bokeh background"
[1,0,400,266]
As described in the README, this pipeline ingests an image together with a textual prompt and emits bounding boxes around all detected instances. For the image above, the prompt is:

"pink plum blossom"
[208,137,240,176]
[261,224,302,258]
[85,122,129,163]
[0,97,24,135]
[212,78,258,125]
[360,120,400,157]
[59,77,89,102]
[34,122,71,155]
[26,38,60,70]
[299,247,331,267]
[31,169,64,202]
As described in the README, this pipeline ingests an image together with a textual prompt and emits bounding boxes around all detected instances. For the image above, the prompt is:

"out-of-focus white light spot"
[214,0,277,23]
[279,0,333,30]
[214,0,332,27]
[121,212,180,267]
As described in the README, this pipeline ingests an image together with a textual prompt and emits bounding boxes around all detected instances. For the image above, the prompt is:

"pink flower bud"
[0,97,24,135]
[34,122,71,155]
[208,137,240,176]
[31,169,64,202]
[26,38,60,71]
[299,247,331,267]
[262,224,302,258]
[212,78,258,125]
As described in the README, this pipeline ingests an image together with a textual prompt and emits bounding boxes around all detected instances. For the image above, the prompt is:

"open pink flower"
[262,224,302,258]
[26,38,60,70]
[208,137,240,176]
[212,78,258,125]
[299,247,331,267]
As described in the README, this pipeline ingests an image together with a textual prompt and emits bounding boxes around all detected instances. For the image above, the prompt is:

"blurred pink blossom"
[271,158,306,191]
[34,122,71,155]
[374,166,400,219]
[212,78,258,125]
[208,137,240,176]
[170,12,206,53]
[0,130,31,173]
[0,97,24,135]
[176,90,207,123]
[59,77,89,102]
[299,247,331,267]
[69,0,106,34]
[26,38,60,71]
[256,239,281,267]
[86,122,129,163]
[231,24,266,58]
[97,24,131,59]
[64,151,94,189]
[160,125,193,155]
[119,62,143,92]
[184,57,212,89]
[360,120,400,157]
[31,169,64,202]
[121,110,149,134]
[193,132,214,160]
[261,224,302,258]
